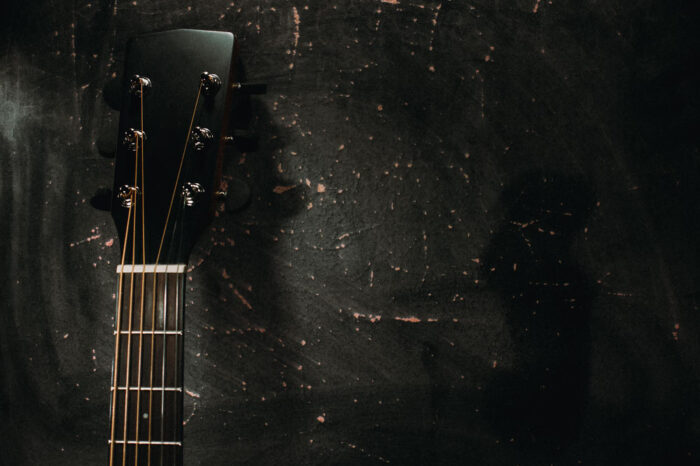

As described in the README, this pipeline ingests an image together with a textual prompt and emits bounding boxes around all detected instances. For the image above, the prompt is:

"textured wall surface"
[1,1,698,465]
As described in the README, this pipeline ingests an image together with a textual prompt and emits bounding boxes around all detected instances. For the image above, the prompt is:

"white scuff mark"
[183,401,198,425]
[185,389,200,399]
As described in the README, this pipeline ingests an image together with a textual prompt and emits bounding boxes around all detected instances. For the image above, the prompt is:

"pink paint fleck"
[273,185,296,194]
[289,5,301,69]
[381,0,399,4]
[292,7,300,47]
[533,0,541,13]
[317,183,326,193]
[394,316,421,323]
[69,233,102,247]
[233,289,253,310]
[105,238,114,247]
[353,312,382,323]
[316,415,325,423]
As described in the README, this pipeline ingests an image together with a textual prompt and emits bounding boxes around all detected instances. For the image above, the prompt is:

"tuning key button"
[181,182,205,207]
[129,75,152,97]
[122,128,146,151]
[200,72,221,96]
[117,185,141,208]
[190,127,213,151]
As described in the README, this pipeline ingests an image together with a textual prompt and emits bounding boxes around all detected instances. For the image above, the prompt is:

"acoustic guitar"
[106,28,260,465]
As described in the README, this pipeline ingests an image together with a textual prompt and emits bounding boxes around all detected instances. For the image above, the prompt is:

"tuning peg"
[216,177,251,212]
[90,187,112,211]
[231,82,267,95]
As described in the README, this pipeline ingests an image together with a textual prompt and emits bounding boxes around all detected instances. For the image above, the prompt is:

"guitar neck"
[109,264,186,465]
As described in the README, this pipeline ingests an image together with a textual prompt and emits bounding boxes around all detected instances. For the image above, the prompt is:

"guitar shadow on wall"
[480,172,596,462]
[182,69,315,462]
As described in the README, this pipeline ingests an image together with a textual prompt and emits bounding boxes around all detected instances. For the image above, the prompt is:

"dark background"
[1,1,699,464]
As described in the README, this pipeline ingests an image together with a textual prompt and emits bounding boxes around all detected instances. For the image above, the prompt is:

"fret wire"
[110,440,182,446]
[112,387,182,391]
[114,331,182,335]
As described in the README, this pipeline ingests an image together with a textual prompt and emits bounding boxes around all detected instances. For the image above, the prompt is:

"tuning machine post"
[223,129,258,152]
[231,82,267,95]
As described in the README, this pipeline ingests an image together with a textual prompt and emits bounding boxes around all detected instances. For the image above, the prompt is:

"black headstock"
[110,29,238,264]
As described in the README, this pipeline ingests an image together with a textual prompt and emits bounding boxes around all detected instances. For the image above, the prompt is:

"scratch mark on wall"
[289,6,301,69]
[273,184,296,194]
[233,288,253,310]
[428,3,442,52]
[70,233,102,247]
[394,316,423,323]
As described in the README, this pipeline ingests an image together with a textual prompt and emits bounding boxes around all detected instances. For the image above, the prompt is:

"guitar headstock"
[110,29,238,264]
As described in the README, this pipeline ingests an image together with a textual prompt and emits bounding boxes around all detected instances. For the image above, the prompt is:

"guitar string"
[108,179,136,466]
[134,80,147,466]
[145,81,203,465]
[121,137,140,466]
[146,251,157,463]
[172,268,180,466]
[161,259,169,466]
[155,81,203,264]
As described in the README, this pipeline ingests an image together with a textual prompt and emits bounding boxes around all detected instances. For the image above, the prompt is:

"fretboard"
[109,264,185,466]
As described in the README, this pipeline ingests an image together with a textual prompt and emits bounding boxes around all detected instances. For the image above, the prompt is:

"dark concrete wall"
[1,1,698,464]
